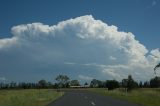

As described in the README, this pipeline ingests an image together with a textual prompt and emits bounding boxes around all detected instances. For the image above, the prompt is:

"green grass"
[0,89,64,106]
[88,88,160,106]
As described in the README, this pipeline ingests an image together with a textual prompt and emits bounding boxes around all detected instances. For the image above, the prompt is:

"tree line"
[0,75,160,91]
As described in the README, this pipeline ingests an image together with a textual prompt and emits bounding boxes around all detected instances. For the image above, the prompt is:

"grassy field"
[0,89,64,106]
[88,88,160,106]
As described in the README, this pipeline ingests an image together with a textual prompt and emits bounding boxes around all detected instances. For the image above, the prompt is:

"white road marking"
[91,101,96,106]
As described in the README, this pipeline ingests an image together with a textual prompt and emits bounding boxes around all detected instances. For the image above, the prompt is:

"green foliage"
[138,81,143,88]
[106,80,119,90]
[122,75,138,91]
[90,79,103,88]
[55,75,70,88]
[70,80,80,86]
[150,76,160,88]
[84,82,88,86]
[154,63,160,74]
[0,89,64,106]
[89,88,160,106]
[38,79,47,88]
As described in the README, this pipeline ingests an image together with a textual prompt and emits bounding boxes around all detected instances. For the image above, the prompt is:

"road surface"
[47,90,141,106]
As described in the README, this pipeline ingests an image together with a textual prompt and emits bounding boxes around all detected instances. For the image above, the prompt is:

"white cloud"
[0,15,159,81]
[0,37,18,49]
[109,56,117,60]
[64,62,76,65]
[152,0,157,6]
[150,49,160,58]
[78,75,93,81]
[147,0,158,9]
[0,77,6,81]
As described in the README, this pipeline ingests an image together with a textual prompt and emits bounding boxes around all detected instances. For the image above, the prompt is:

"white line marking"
[91,101,96,106]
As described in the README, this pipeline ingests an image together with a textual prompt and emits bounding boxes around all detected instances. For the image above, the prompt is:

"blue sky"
[0,0,159,49]
[0,0,160,83]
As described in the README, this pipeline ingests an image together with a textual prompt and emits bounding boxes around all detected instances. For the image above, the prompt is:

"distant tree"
[154,63,160,74]
[150,76,160,88]
[84,82,89,87]
[122,75,138,91]
[47,82,53,88]
[18,82,29,89]
[127,75,138,91]
[106,80,119,90]
[55,75,70,88]
[38,79,47,88]
[0,83,4,89]
[127,75,134,91]
[9,81,16,88]
[143,81,150,88]
[70,80,80,86]
[84,82,88,86]
[139,81,143,88]
[90,79,103,88]
[0,82,8,89]
[54,83,59,89]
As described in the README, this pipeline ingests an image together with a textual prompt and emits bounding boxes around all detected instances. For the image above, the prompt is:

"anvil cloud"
[0,15,160,81]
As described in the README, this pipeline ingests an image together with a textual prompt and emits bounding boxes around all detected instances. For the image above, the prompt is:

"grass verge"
[88,88,160,106]
[0,89,64,106]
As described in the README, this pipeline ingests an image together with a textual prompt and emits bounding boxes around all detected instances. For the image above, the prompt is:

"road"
[47,90,141,106]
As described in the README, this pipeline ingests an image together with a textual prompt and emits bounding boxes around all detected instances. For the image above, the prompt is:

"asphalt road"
[47,90,141,106]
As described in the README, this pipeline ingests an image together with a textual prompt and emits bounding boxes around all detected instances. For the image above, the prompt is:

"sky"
[0,0,160,83]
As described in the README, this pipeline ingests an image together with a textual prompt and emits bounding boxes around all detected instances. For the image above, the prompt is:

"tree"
[127,75,135,91]
[54,83,59,89]
[55,75,70,88]
[84,82,88,85]
[139,81,143,88]
[154,63,160,74]
[106,80,119,90]
[127,75,138,91]
[47,82,53,88]
[150,76,160,88]
[38,79,47,88]
[9,81,16,88]
[143,81,150,88]
[122,75,138,92]
[90,79,103,88]
[70,80,80,86]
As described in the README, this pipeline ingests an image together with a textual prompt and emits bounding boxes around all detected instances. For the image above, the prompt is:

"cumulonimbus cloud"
[0,15,159,81]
